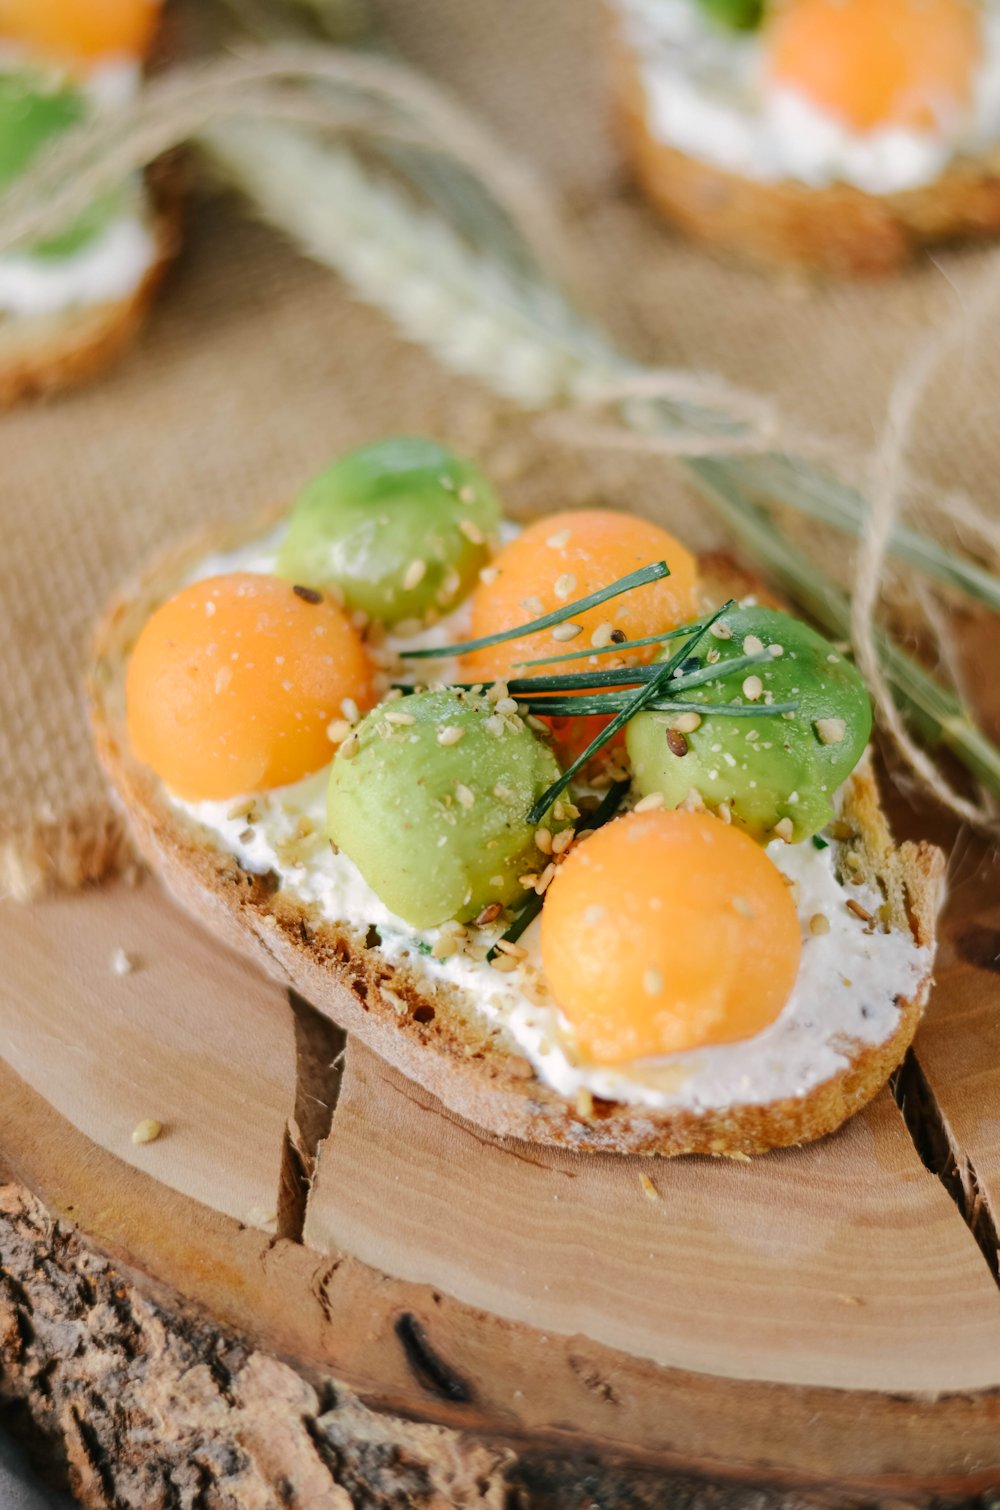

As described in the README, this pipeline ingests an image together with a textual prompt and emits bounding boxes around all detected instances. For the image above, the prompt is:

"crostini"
[610,0,1000,275]
[90,437,945,1156]
[0,0,177,404]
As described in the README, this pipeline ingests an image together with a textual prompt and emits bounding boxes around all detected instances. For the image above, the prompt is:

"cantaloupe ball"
[460,510,699,758]
[766,0,980,132]
[0,0,160,61]
[126,573,374,802]
[540,809,801,1065]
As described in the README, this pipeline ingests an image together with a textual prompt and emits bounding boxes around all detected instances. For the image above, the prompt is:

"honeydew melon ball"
[0,72,122,257]
[625,606,871,843]
[278,437,502,626]
[326,687,567,929]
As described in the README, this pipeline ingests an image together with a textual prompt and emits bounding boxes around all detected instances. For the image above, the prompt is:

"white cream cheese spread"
[616,0,1000,194]
[0,50,155,317]
[170,528,930,1116]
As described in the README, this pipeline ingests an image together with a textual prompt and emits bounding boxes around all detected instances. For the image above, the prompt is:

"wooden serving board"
[2,791,1000,1505]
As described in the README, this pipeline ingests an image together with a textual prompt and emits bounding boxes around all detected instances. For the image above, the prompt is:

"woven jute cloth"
[1,0,996,898]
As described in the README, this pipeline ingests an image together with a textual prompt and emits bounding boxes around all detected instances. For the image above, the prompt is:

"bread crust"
[88,511,946,1157]
[611,23,1000,276]
[0,161,181,407]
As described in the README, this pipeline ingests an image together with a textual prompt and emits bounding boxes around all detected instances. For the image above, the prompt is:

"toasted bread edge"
[88,513,947,1158]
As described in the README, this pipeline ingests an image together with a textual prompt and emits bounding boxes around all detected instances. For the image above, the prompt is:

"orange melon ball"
[766,0,980,132]
[126,573,374,802]
[540,809,801,1065]
[0,0,160,61]
[460,511,698,757]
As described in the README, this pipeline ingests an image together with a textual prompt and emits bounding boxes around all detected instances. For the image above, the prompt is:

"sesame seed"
[455,783,476,809]
[454,517,485,546]
[610,628,627,644]
[552,829,574,855]
[475,901,504,926]
[521,595,545,616]
[489,953,519,973]
[484,714,506,737]
[534,863,557,894]
[546,528,571,549]
[773,818,794,842]
[384,709,416,726]
[846,899,876,926]
[590,621,614,647]
[495,697,519,715]
[535,827,554,855]
[403,560,427,591]
[717,801,732,824]
[709,620,732,640]
[814,717,846,745]
[519,873,539,889]
[496,939,528,959]
[431,936,458,959]
[132,1119,162,1146]
[341,697,360,723]
[666,728,689,758]
[643,967,664,996]
[110,947,134,977]
[551,622,583,642]
[672,711,702,734]
[640,1172,660,1202]
[293,584,323,604]
[809,913,831,936]
[554,572,577,600]
[743,634,764,655]
[437,725,465,746]
[742,675,764,701]
[634,791,665,812]
[326,718,353,744]
[339,732,361,760]
[439,568,462,602]
[575,1087,593,1117]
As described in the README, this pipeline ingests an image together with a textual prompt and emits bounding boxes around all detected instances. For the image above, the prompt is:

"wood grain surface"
[3,861,1000,1498]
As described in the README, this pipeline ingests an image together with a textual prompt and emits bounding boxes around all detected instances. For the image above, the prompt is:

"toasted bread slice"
[88,512,946,1157]
[0,166,180,408]
[611,24,1000,277]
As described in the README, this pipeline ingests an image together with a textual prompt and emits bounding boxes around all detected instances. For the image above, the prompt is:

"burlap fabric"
[1,0,996,898]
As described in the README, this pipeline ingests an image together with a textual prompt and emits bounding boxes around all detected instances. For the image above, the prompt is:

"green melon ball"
[278,437,502,626]
[0,71,121,257]
[326,687,567,929]
[626,606,871,843]
[699,0,765,30]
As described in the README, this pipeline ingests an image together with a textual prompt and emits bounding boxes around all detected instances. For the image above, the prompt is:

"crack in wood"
[893,1049,1000,1286]
[394,1312,475,1404]
[276,991,348,1244]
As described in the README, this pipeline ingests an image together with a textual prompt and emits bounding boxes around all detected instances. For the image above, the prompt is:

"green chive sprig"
[512,619,716,667]
[397,561,670,660]
[526,600,736,825]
